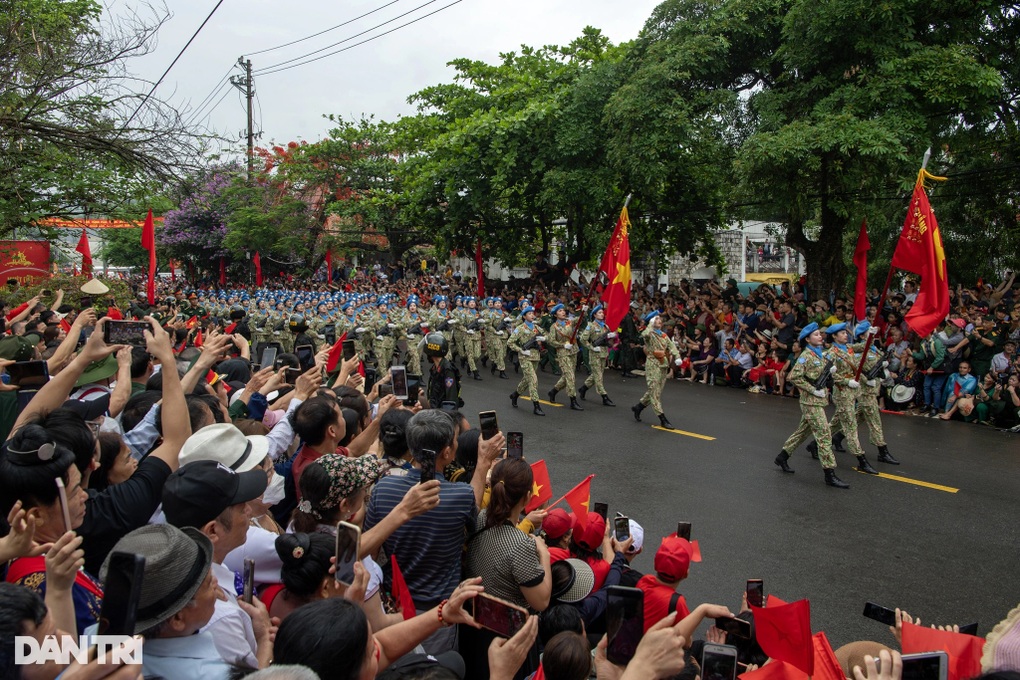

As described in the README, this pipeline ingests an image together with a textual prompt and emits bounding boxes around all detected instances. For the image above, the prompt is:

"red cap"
[574,512,606,551]
[543,509,574,541]
[654,535,692,582]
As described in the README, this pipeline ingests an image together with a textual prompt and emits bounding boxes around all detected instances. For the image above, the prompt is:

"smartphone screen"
[418,448,436,484]
[6,361,50,389]
[607,586,644,665]
[295,344,314,370]
[715,616,752,639]
[479,410,499,440]
[677,521,692,541]
[593,502,609,520]
[390,365,408,400]
[378,383,394,397]
[901,652,949,680]
[54,478,72,533]
[260,347,278,372]
[97,552,146,636]
[285,368,301,385]
[103,320,150,346]
[473,594,528,638]
[405,382,421,407]
[702,643,739,680]
[746,579,764,608]
[242,558,255,604]
[342,339,357,361]
[334,521,361,586]
[862,601,897,626]
[614,516,631,541]
[506,432,524,459]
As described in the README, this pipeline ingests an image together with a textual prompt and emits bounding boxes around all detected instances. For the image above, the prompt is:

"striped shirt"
[364,469,476,607]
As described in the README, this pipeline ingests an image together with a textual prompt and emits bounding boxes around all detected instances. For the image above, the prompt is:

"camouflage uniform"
[508,320,542,402]
[548,317,581,397]
[373,308,398,372]
[637,327,680,415]
[782,348,837,469]
[580,318,612,396]
[428,306,456,360]
[457,306,483,373]
[834,343,887,447]
[485,308,510,373]
[402,310,427,375]
[825,344,866,457]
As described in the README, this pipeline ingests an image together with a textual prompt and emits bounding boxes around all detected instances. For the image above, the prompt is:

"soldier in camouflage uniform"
[823,322,879,475]
[428,296,456,360]
[354,297,376,361]
[578,304,616,406]
[631,310,681,429]
[484,297,510,379]
[451,295,468,367]
[372,301,399,372]
[402,297,428,376]
[774,323,851,488]
[537,302,560,375]
[457,297,484,379]
[546,304,584,410]
[508,306,545,417]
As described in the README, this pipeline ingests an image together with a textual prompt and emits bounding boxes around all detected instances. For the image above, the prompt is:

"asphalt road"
[457,362,1020,648]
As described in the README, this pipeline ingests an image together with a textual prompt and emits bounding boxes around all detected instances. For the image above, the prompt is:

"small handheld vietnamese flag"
[185,315,198,329]
[194,329,203,348]
[75,229,92,276]
[325,332,347,373]
[526,460,552,513]
[750,596,814,676]
[901,622,984,680]
[223,322,238,335]
[557,475,593,531]
[390,555,417,621]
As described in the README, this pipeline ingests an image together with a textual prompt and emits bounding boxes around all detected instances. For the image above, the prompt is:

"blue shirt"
[364,469,476,607]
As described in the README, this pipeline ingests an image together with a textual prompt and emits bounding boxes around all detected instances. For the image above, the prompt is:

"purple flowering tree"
[159,169,238,273]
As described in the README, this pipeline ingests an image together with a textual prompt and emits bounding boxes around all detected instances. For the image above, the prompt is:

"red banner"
[0,241,51,284]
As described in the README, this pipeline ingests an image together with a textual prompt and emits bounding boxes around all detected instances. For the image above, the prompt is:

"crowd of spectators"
[0,267,1017,680]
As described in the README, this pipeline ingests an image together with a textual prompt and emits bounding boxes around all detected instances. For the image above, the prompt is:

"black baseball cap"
[162,460,267,529]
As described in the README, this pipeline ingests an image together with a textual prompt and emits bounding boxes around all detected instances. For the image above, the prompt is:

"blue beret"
[826,322,848,336]
[643,310,661,323]
[521,306,535,316]
[854,321,871,338]
[550,303,564,314]
[798,322,819,342]
[590,304,604,320]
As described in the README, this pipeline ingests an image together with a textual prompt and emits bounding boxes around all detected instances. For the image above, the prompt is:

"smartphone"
[614,516,631,541]
[901,652,949,680]
[342,339,357,361]
[6,360,49,389]
[677,521,692,541]
[285,367,301,385]
[746,579,764,608]
[260,347,278,372]
[606,586,644,665]
[103,320,150,346]
[378,382,394,397]
[959,622,979,636]
[41,289,52,297]
[97,552,146,636]
[418,448,437,484]
[702,643,739,680]
[79,295,93,309]
[506,431,524,460]
[390,365,408,400]
[405,382,421,407]
[715,616,752,640]
[295,344,314,370]
[334,520,361,586]
[479,410,499,440]
[242,558,255,604]
[473,593,529,638]
[54,478,73,533]
[593,502,609,520]
[862,601,897,626]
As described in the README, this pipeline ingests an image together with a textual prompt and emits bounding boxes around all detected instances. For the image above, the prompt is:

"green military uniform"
[580,316,612,397]
[428,302,455,360]
[781,346,837,469]
[637,326,680,416]
[836,342,887,447]
[485,307,509,374]
[372,307,398,372]
[537,310,559,374]
[509,318,542,403]
[354,306,376,360]
[402,308,427,375]
[824,343,866,458]
[548,314,581,398]
[458,305,483,374]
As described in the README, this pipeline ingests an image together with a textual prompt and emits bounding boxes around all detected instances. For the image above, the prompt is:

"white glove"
[866,379,877,387]
[467,330,475,335]
[375,335,384,341]
[496,331,505,336]
[521,350,532,357]
[387,323,396,329]
[447,318,459,324]
[564,342,572,349]
[847,379,860,389]
[420,322,429,328]
[675,358,683,366]
[881,361,889,368]
[867,325,880,336]
[829,365,837,374]
[536,336,546,342]
[273,330,280,335]
[607,332,618,339]
[356,327,367,333]
[813,388,827,398]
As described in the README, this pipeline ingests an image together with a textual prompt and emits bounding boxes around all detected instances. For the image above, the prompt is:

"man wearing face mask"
[174,423,287,588]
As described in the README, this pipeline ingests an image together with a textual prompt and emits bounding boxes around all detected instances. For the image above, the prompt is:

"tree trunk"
[786,218,847,303]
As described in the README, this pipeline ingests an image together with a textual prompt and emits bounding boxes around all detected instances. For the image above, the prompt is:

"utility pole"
[230,57,254,180]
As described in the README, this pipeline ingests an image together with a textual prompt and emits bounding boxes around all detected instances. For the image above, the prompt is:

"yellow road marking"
[651,426,716,441]
[518,397,563,407]
[856,469,959,493]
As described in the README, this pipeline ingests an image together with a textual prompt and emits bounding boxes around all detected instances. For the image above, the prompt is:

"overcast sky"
[115,0,663,156]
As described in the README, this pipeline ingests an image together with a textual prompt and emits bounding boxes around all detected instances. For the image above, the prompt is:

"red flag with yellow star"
[891,169,949,337]
[597,206,631,331]
[525,460,552,513]
[558,474,593,531]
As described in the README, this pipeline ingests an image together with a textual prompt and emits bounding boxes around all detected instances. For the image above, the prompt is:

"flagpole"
[852,149,931,379]
[569,194,631,344]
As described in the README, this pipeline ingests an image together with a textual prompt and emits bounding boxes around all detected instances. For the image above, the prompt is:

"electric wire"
[185,66,234,125]
[247,0,406,55]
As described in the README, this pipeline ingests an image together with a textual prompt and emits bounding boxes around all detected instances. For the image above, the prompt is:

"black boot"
[856,454,878,474]
[460,356,467,369]
[578,384,588,400]
[548,388,558,403]
[570,397,584,411]
[658,414,675,429]
[877,445,900,465]
[832,432,846,452]
[824,468,850,489]
[602,394,616,407]
[632,403,645,422]
[510,391,519,408]
[533,402,545,417]
[481,357,488,367]
[472,371,482,381]
[499,370,508,379]
[621,372,638,379]
[491,363,497,375]
[513,360,519,374]
[775,450,795,473]
[807,441,819,460]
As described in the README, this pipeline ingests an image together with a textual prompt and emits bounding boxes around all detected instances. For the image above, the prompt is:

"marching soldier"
[538,301,560,375]
[547,304,584,410]
[458,296,484,380]
[485,297,510,379]
[774,323,851,488]
[429,295,456,360]
[578,304,616,406]
[508,305,546,417]
[631,310,681,429]
[823,322,879,474]
[402,297,427,376]
[373,300,398,372]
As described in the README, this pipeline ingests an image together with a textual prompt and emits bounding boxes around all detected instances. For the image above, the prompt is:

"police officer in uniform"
[774,323,851,488]
[508,306,545,416]
[546,304,584,410]
[631,310,681,429]
[578,304,616,406]
[424,332,461,409]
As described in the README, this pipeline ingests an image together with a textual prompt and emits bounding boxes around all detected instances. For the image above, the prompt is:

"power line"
[256,0,465,76]
[186,66,234,123]
[122,0,227,129]
[185,75,233,127]
[248,0,406,55]
[191,87,233,132]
